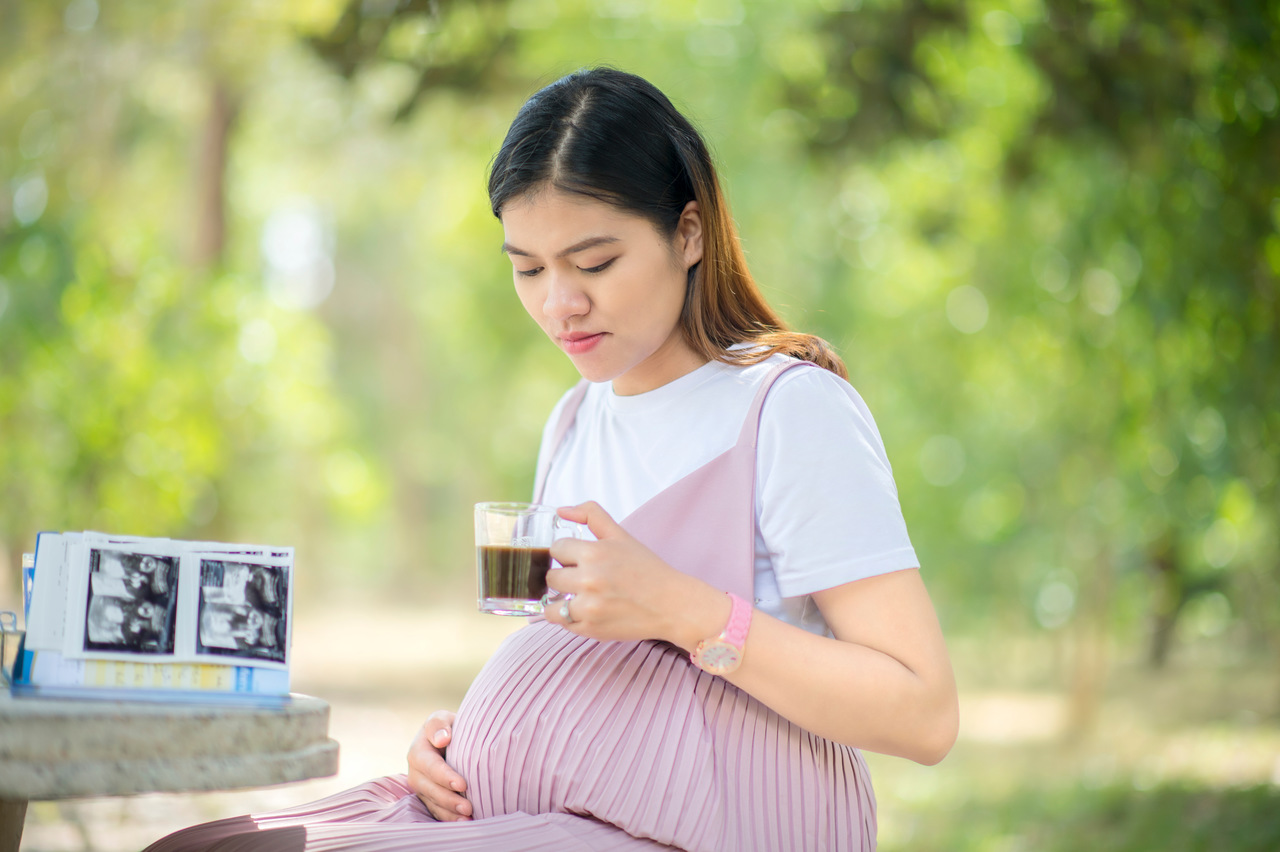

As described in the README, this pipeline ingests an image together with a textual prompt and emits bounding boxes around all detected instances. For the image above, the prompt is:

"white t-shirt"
[535,353,919,636]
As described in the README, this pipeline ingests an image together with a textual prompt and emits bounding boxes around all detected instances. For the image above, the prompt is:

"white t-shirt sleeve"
[755,367,919,597]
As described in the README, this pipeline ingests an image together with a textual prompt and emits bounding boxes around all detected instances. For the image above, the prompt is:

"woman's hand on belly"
[547,501,729,651]
[407,710,473,821]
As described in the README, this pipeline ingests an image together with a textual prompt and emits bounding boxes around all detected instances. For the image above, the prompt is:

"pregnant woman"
[146,66,958,852]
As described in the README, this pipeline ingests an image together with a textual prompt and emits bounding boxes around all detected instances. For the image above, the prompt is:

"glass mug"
[474,502,585,616]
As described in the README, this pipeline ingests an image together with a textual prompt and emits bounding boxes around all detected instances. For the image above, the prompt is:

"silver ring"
[559,601,575,624]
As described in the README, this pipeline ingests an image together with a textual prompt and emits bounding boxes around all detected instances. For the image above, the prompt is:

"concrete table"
[0,690,339,852]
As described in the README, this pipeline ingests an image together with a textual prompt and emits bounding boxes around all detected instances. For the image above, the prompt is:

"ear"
[675,200,704,268]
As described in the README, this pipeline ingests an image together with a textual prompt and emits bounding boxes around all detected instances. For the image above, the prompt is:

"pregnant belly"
[446,621,875,852]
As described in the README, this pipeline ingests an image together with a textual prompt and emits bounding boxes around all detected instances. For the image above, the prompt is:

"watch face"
[697,641,741,675]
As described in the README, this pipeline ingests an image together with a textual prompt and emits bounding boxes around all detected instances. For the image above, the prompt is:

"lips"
[558,332,606,355]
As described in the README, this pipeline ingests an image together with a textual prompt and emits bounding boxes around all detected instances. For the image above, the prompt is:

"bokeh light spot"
[261,200,335,310]
[1083,268,1121,315]
[12,172,48,225]
[1202,518,1239,568]
[64,0,99,32]
[1035,574,1077,629]
[946,285,989,333]
[920,435,966,486]
[238,318,277,364]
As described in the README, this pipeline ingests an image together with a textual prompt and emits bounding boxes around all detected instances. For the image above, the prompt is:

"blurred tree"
[193,81,239,267]
[781,0,1279,698]
[305,0,520,121]
[261,0,1280,667]
[0,0,364,597]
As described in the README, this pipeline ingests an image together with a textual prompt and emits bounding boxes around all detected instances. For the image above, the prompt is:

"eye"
[581,258,615,274]
[515,266,543,278]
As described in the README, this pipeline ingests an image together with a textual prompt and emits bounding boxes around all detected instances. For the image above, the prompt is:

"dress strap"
[735,359,815,448]
[533,379,590,504]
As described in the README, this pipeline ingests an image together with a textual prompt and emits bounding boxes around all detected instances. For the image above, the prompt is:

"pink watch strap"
[690,593,753,674]
[721,592,752,647]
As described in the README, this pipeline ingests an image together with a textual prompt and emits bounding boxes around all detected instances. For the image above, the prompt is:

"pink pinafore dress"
[144,361,877,852]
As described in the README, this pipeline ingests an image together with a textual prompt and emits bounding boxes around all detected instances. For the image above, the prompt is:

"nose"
[542,270,590,321]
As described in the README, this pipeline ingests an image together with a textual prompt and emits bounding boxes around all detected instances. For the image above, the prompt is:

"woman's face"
[501,189,705,396]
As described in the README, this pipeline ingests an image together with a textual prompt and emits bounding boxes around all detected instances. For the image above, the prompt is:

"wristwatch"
[690,592,752,675]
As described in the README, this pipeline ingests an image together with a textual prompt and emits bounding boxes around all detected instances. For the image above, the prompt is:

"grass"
[870,773,1280,852]
[867,635,1280,852]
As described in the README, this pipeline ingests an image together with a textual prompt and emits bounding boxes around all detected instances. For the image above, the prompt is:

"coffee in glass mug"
[474,502,584,616]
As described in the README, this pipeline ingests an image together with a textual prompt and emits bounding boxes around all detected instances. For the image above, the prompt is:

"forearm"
[663,571,959,765]
[731,610,956,763]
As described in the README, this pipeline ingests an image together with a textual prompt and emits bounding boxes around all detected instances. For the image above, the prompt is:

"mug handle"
[552,516,589,541]
[540,518,588,608]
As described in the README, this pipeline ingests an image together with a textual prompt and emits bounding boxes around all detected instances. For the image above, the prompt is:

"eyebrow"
[501,235,621,258]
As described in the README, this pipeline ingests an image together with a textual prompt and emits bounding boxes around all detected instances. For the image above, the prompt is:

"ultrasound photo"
[82,549,179,655]
[195,560,289,663]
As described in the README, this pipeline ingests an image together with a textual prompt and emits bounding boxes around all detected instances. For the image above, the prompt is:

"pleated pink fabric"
[144,775,675,851]
[144,360,877,851]
[449,620,876,851]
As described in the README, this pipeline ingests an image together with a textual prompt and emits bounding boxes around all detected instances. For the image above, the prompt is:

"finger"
[556,596,583,629]
[427,749,470,800]
[407,755,472,819]
[415,742,467,795]
[557,501,623,539]
[420,792,473,821]
[423,710,457,737]
[407,718,466,794]
[541,586,581,629]
[544,566,580,595]
[411,718,454,757]
[406,749,468,799]
[429,758,468,794]
[407,768,472,820]
[549,536,586,567]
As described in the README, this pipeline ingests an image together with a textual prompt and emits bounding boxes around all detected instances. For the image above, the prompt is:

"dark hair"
[488,67,847,379]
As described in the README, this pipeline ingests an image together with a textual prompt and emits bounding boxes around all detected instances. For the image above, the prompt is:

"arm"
[699,568,956,765]
[547,503,958,765]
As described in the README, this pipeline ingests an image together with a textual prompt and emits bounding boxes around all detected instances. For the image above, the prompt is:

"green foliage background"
[2,0,1278,698]
[3,1,1280,848]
